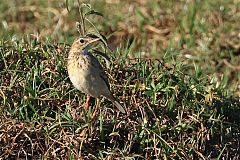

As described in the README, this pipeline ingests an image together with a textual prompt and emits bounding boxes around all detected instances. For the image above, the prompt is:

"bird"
[67,35,126,116]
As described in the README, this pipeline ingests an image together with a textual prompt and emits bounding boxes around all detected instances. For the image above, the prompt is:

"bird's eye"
[79,39,84,43]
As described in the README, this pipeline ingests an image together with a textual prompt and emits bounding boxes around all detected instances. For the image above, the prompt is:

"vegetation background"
[0,0,239,159]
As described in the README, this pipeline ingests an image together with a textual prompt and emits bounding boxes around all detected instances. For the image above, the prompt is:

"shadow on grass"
[204,97,240,159]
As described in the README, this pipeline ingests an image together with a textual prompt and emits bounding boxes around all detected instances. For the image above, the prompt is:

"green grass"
[0,0,239,159]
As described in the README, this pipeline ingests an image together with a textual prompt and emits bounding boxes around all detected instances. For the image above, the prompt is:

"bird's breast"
[67,55,98,96]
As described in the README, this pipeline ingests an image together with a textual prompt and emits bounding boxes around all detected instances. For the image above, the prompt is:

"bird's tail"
[112,99,126,113]
[107,94,126,113]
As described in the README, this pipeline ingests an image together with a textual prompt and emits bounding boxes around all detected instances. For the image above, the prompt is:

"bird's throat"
[82,46,91,55]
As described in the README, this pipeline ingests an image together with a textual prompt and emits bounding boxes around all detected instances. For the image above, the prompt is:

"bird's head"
[71,36,100,52]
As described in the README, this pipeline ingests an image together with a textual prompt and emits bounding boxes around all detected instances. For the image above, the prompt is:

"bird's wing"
[88,53,110,90]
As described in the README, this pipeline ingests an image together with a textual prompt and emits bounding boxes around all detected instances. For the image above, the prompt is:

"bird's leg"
[92,98,100,118]
[85,95,91,111]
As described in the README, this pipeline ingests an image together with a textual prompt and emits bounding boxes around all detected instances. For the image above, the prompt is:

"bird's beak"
[88,38,101,45]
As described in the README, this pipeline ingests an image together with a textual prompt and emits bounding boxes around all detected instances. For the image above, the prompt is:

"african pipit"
[67,35,126,115]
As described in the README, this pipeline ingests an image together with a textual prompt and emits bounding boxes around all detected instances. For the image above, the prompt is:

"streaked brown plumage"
[67,36,125,114]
